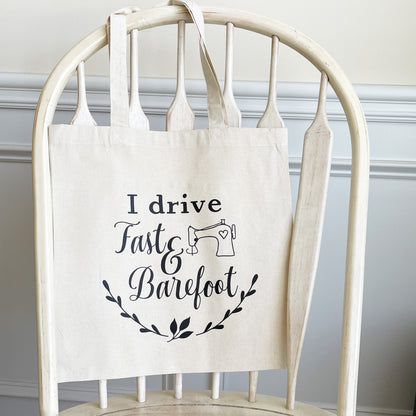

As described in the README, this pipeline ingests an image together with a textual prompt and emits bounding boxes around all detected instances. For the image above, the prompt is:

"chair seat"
[60,390,335,416]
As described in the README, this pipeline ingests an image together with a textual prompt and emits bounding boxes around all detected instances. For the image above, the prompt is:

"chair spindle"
[211,372,220,399]
[137,376,146,402]
[70,61,96,126]
[167,20,194,393]
[166,20,194,131]
[257,35,284,128]
[248,371,258,402]
[98,379,108,409]
[175,373,183,399]
[129,29,150,130]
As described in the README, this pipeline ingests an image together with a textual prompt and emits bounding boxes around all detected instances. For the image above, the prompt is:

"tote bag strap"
[108,1,229,128]
[109,13,130,127]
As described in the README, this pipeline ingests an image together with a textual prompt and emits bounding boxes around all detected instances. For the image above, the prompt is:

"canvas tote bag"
[49,0,293,383]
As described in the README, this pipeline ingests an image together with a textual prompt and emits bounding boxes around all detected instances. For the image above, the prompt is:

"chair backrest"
[32,3,369,416]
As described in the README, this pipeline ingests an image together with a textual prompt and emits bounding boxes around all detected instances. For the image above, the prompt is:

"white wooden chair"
[32,3,369,416]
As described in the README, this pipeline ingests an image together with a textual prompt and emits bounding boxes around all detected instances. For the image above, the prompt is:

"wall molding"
[0,144,32,163]
[0,378,412,416]
[1,72,416,179]
[2,143,415,180]
[1,72,415,123]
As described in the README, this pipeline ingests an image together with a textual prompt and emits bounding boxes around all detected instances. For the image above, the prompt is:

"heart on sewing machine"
[219,230,228,239]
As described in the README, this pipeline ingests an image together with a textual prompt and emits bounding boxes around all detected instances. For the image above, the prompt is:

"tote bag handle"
[109,1,229,128]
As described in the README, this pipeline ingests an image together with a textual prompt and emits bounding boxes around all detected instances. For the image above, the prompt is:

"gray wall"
[0,74,415,415]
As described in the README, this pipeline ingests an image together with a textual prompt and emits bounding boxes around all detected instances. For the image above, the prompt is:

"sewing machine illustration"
[186,219,237,257]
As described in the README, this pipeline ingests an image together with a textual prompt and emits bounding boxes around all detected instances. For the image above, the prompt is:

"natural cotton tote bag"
[49,0,293,382]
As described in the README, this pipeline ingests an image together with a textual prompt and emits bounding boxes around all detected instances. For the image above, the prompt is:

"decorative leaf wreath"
[102,274,258,342]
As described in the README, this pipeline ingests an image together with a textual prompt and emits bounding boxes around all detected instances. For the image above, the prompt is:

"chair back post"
[337,104,369,416]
